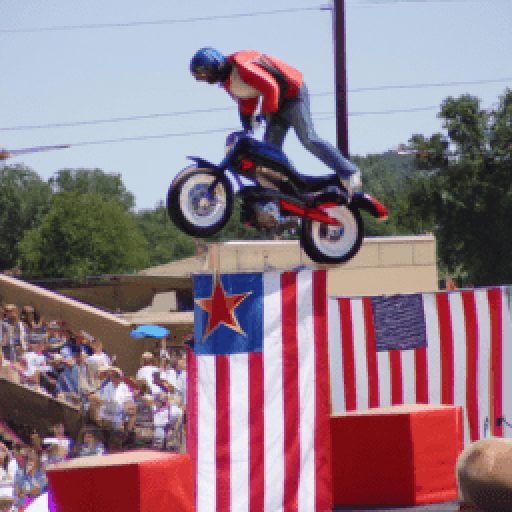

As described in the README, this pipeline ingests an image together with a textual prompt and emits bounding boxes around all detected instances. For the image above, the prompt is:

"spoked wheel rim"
[310,205,360,260]
[179,174,228,229]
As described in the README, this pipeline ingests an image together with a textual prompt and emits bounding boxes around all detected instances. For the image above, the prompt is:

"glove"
[239,113,253,134]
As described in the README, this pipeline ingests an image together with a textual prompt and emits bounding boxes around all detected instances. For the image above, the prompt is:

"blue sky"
[1,0,510,210]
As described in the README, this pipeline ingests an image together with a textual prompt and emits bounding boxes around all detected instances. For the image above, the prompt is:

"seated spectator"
[125,380,153,449]
[7,446,23,491]
[43,423,72,459]
[41,442,68,468]
[135,352,159,389]
[21,334,54,394]
[3,304,27,361]
[75,349,95,399]
[152,393,183,450]
[45,320,65,353]
[96,367,134,449]
[175,352,187,403]
[58,329,81,360]
[0,351,17,383]
[76,331,94,357]
[0,447,14,503]
[75,428,105,458]
[0,307,7,359]
[86,338,111,390]
[55,347,82,404]
[15,451,46,510]
[159,355,177,391]
[28,431,43,457]
[20,306,38,333]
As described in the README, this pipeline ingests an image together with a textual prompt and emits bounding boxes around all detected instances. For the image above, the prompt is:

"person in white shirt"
[152,393,183,449]
[3,305,27,360]
[0,447,14,501]
[98,367,133,432]
[159,355,177,391]
[43,423,72,457]
[135,353,159,388]
[21,336,50,391]
[86,338,111,389]
[175,355,187,403]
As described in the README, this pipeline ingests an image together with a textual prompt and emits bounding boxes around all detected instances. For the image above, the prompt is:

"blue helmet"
[190,47,228,83]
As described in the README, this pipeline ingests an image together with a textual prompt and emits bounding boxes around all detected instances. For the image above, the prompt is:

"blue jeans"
[264,84,358,180]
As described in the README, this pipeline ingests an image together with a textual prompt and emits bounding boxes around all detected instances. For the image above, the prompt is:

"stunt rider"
[189,47,361,196]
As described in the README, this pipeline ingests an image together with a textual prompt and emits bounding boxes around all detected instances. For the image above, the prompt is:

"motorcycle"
[166,131,388,264]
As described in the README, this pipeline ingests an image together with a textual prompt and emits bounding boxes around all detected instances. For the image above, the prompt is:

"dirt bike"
[166,131,388,264]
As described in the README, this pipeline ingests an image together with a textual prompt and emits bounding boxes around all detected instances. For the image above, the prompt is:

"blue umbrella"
[129,324,169,339]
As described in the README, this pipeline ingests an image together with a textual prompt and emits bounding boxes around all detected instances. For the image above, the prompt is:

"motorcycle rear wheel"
[166,168,233,237]
[301,204,363,264]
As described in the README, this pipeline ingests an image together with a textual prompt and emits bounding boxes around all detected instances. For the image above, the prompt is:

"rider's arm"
[236,61,280,113]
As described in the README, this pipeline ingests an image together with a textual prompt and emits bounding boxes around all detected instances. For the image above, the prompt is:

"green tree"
[19,192,149,278]
[354,151,418,236]
[401,90,512,286]
[135,204,196,266]
[49,169,135,210]
[0,165,52,270]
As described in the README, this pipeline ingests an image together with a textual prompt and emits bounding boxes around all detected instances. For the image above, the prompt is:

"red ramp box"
[47,451,194,512]
[331,404,463,507]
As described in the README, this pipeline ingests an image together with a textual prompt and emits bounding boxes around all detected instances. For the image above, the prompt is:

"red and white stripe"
[188,270,332,512]
[328,287,512,444]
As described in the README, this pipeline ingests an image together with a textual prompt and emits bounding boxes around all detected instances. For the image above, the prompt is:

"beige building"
[141,234,439,296]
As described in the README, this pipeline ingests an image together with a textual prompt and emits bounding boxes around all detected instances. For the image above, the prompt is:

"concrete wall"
[204,235,438,296]
[326,235,438,296]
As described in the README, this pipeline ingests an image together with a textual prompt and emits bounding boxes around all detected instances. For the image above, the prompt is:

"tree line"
[1,89,511,286]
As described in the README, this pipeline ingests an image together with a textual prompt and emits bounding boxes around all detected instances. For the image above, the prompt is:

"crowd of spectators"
[0,303,188,511]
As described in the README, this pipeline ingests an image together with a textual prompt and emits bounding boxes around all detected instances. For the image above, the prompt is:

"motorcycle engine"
[253,165,286,190]
[252,201,299,234]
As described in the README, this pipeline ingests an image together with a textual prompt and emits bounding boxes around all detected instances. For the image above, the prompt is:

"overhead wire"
[0,6,323,34]
[0,0,482,34]
[5,106,441,152]
[1,77,510,132]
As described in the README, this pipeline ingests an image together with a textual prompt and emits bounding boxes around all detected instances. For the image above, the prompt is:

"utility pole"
[332,0,349,157]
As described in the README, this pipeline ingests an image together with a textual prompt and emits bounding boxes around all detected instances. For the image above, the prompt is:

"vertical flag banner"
[187,270,332,512]
[328,287,512,444]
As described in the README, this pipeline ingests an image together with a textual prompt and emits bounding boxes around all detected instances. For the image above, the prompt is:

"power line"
[347,77,512,93]
[2,77,510,133]
[0,107,233,131]
[0,6,323,34]
[5,106,442,153]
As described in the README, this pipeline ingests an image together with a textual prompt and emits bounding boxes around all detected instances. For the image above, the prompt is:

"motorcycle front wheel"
[301,204,363,264]
[166,168,233,237]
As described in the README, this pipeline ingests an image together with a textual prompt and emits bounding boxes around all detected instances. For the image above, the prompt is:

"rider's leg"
[263,114,290,147]
[280,84,361,192]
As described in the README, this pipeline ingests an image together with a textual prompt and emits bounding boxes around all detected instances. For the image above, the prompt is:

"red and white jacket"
[223,50,304,116]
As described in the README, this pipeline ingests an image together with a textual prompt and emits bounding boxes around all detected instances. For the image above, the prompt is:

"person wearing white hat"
[135,352,159,389]
[98,366,133,440]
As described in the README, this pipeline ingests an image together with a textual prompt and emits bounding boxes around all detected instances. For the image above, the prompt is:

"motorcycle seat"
[296,173,339,191]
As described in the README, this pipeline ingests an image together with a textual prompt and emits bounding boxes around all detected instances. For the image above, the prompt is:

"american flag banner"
[328,287,512,444]
[187,270,332,512]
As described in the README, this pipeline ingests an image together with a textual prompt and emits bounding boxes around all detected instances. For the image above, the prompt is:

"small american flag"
[187,270,332,512]
[328,287,512,444]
